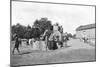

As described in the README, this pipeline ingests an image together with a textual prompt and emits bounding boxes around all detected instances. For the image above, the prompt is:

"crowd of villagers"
[12,23,69,55]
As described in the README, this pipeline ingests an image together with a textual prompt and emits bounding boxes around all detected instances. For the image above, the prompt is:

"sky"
[12,1,95,34]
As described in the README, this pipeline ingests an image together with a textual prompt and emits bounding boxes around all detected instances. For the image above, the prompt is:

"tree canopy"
[33,18,52,34]
[11,17,72,40]
[11,17,53,40]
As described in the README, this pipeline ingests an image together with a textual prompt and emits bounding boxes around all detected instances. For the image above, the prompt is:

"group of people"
[39,23,69,50]
[12,23,69,55]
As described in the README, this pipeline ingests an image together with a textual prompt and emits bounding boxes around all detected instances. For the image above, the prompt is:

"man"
[12,35,21,55]
[81,31,88,43]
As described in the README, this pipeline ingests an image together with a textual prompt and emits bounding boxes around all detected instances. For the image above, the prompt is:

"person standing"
[12,35,21,55]
[81,31,88,43]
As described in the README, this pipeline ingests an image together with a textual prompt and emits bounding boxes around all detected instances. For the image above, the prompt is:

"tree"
[30,28,41,38]
[72,34,76,39]
[27,25,31,30]
[11,18,53,40]
[67,33,73,38]
[33,17,52,34]
[24,25,32,39]
[11,23,26,39]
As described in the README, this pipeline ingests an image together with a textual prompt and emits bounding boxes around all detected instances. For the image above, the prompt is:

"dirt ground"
[10,39,96,66]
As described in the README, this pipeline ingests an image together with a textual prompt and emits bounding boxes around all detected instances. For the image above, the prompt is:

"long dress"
[39,41,46,51]
[32,41,39,50]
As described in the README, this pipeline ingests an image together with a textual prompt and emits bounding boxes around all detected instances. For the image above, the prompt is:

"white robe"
[39,41,46,51]
[32,41,39,50]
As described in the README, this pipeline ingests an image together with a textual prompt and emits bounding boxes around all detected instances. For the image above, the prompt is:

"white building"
[76,23,96,39]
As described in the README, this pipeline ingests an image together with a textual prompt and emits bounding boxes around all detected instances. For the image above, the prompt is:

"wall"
[76,28,95,39]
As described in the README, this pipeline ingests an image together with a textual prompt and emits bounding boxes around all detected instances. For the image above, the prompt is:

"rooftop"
[76,23,96,31]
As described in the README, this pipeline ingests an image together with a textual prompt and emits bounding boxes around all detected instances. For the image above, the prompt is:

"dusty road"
[10,39,95,66]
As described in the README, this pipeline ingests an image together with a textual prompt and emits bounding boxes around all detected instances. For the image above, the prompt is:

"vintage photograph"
[10,0,96,66]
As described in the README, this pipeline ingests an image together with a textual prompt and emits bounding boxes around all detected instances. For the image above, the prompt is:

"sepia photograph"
[10,0,96,66]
